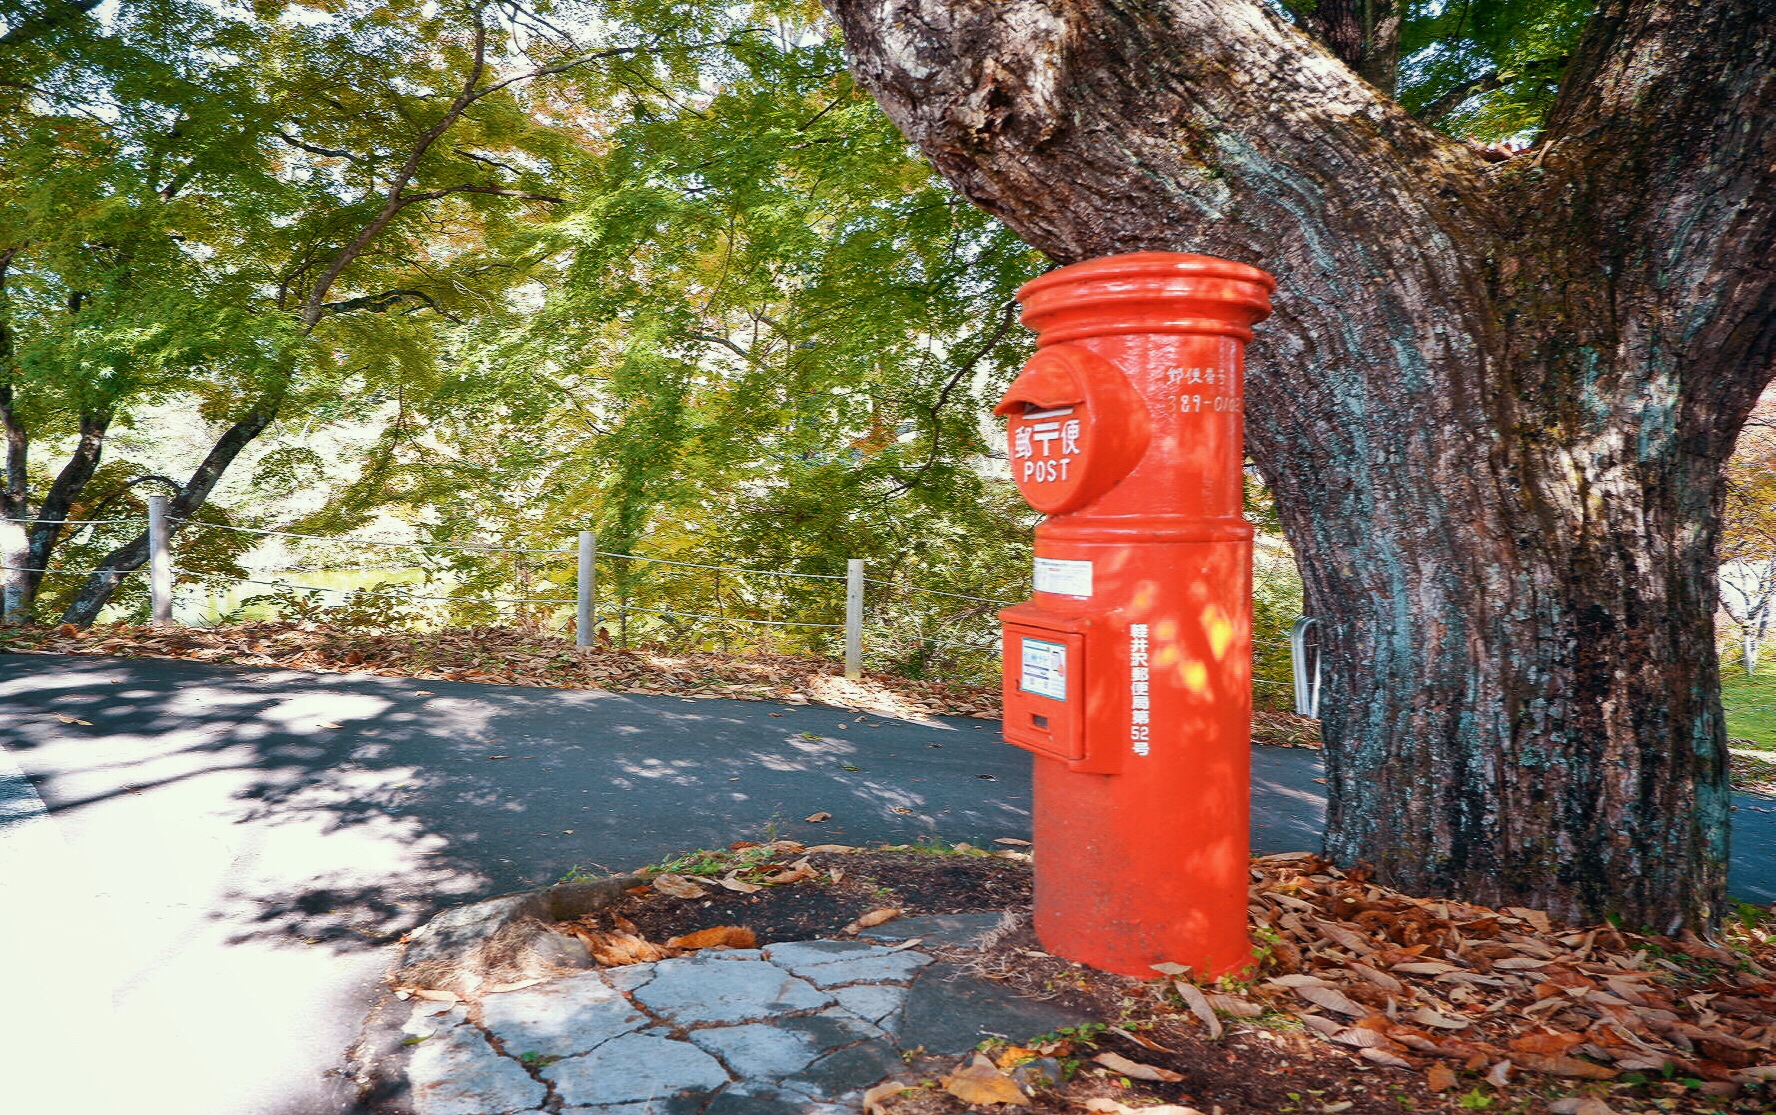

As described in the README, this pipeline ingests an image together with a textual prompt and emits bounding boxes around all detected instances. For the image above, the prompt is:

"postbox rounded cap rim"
[1018,251,1277,301]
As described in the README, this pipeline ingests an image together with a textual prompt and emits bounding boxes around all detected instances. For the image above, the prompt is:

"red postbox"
[996,251,1275,980]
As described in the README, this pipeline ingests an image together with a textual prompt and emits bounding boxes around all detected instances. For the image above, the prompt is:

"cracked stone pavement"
[394,935,1066,1115]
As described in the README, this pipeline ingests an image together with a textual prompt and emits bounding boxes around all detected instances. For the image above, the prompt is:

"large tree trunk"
[825,0,1776,928]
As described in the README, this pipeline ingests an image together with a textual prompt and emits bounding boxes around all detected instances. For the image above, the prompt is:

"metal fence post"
[845,558,864,679]
[1290,616,1321,719]
[576,531,597,647]
[148,495,173,627]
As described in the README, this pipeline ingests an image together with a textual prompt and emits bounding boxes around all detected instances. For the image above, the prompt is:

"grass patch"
[1722,655,1776,751]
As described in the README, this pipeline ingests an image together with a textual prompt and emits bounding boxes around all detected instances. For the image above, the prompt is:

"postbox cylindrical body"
[995,251,1274,980]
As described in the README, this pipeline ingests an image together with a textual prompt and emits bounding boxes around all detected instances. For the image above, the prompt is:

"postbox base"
[1028,753,1252,981]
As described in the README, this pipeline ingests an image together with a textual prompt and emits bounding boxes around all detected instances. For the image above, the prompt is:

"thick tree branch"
[822,0,1481,270]
[275,130,364,162]
[318,288,460,321]
[395,184,565,206]
[61,394,283,625]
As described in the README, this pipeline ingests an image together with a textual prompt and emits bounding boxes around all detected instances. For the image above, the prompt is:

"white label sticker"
[1019,637,1068,701]
[1033,557,1093,598]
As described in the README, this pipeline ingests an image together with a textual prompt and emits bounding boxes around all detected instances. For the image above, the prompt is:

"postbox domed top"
[1018,251,1276,346]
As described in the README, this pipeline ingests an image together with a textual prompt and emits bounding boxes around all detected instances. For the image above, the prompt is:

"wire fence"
[4,508,1314,705]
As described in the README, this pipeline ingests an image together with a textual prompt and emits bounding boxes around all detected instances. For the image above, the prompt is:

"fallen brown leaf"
[843,908,902,935]
[1424,1063,1457,1092]
[666,926,758,950]
[1204,992,1264,1018]
[1083,1100,1208,1115]
[1511,1052,1617,1079]
[1093,1050,1184,1083]
[1359,1047,1416,1070]
[1173,980,1224,1040]
[398,987,461,1003]
[1409,1007,1471,1030]
[805,811,831,822]
[762,859,818,886]
[941,1053,1029,1105]
[1297,985,1369,1018]
[714,872,764,894]
[861,1079,914,1115]
[650,873,709,899]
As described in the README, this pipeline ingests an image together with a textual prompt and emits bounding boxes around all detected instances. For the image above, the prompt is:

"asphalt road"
[0,652,1769,1114]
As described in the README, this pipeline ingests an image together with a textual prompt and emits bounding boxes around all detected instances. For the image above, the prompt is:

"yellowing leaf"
[861,1080,913,1115]
[941,1054,1028,1105]
[843,907,902,934]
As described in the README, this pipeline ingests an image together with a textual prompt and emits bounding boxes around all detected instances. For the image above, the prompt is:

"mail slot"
[996,251,1275,980]
[1002,614,1087,762]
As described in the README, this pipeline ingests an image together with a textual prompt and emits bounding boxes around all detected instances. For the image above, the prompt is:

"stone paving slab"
[387,937,1088,1114]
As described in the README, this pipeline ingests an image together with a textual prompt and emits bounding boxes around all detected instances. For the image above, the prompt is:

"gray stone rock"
[759,941,877,967]
[703,948,764,961]
[604,962,659,993]
[896,962,1087,1056]
[829,984,907,1025]
[481,971,646,1058]
[764,942,932,988]
[688,1024,825,1080]
[687,1009,879,1078]
[1012,1057,1065,1090]
[860,913,1009,949]
[633,958,831,1024]
[406,1023,547,1115]
[402,1001,469,1038]
[790,952,932,989]
[786,1039,906,1100]
[544,1032,731,1107]
[704,1082,854,1115]
[559,1102,702,1115]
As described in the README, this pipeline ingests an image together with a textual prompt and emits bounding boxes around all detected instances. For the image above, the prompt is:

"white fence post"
[577,531,597,648]
[148,495,173,627]
[1290,616,1321,719]
[845,558,864,679]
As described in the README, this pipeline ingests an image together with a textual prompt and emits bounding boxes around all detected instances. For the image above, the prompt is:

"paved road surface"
[1,652,1769,1114]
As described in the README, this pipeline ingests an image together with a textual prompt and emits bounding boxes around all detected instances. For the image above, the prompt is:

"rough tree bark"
[824,0,1776,927]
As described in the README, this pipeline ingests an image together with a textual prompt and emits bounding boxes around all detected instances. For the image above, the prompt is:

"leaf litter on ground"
[3,621,1328,746]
